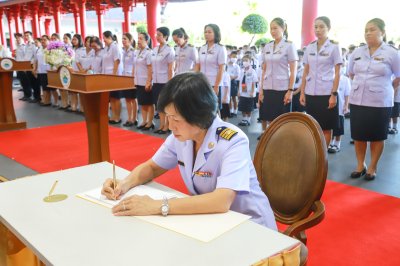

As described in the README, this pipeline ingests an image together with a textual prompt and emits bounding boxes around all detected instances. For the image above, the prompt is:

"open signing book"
[77,184,250,242]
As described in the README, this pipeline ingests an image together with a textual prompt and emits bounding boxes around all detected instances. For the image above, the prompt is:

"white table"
[0,162,299,266]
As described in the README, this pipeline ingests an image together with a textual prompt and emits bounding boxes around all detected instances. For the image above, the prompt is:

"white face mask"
[242,61,250,67]
[230,58,237,63]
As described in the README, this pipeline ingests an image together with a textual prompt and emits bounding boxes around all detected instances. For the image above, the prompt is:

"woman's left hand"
[328,95,337,109]
[284,91,293,105]
[112,195,159,216]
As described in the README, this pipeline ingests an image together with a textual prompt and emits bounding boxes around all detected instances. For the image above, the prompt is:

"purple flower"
[47,41,65,50]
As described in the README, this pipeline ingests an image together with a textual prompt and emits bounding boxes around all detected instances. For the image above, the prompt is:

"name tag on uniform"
[310,53,316,56]
[201,52,206,54]
[207,50,214,54]
[354,57,361,61]
[374,57,384,61]
[178,160,185,166]
[319,52,329,56]
[194,171,212,178]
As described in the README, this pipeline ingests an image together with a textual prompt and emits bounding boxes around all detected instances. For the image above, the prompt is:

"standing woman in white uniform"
[195,24,227,110]
[259,17,298,133]
[347,18,400,181]
[69,34,84,112]
[90,36,104,74]
[299,16,342,147]
[102,31,123,124]
[121,33,138,127]
[76,36,95,113]
[151,27,175,134]
[172,28,198,75]
[134,32,154,130]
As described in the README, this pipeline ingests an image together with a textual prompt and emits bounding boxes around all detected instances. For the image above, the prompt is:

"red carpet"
[1,122,400,265]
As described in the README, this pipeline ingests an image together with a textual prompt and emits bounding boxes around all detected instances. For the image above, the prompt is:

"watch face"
[161,205,169,215]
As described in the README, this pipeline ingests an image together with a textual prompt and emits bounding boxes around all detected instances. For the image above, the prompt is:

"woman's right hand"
[145,82,152,91]
[101,178,129,200]
[299,93,306,106]
[258,92,264,103]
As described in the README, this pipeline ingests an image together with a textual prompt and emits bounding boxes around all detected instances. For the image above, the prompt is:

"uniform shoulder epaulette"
[188,43,193,47]
[311,40,317,44]
[285,40,292,43]
[330,40,338,44]
[268,40,274,43]
[216,126,238,141]
[389,44,398,50]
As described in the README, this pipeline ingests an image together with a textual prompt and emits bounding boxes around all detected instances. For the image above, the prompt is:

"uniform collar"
[363,42,385,58]
[317,38,330,53]
[184,116,219,173]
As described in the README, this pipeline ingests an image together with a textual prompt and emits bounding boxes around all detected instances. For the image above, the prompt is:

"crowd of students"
[3,15,400,181]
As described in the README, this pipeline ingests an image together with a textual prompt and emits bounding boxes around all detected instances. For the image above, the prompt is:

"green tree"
[241,14,268,46]
[136,23,147,34]
[255,37,272,48]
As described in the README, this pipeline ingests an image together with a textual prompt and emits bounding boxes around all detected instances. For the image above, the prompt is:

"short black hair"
[14,33,23,38]
[72,34,83,48]
[157,27,170,41]
[157,72,218,129]
[204,24,221,44]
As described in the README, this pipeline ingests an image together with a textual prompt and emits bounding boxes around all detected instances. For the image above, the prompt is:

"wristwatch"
[331,91,338,96]
[161,196,169,217]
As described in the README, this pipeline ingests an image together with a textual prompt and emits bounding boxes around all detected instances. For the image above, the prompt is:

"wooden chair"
[254,112,328,264]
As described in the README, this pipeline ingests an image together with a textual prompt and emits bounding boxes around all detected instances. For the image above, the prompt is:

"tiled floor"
[2,84,400,197]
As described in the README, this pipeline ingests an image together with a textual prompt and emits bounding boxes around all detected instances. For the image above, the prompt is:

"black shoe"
[109,119,122,125]
[19,97,29,101]
[123,121,134,127]
[157,130,168,135]
[39,102,51,106]
[142,124,155,130]
[28,98,40,103]
[350,167,367,178]
[154,129,162,134]
[350,140,354,144]
[154,113,160,119]
[133,120,138,126]
[364,173,376,181]
[137,124,147,129]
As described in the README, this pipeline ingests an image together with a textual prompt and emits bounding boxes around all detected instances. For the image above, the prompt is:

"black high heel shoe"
[142,123,155,130]
[137,123,147,129]
[350,167,367,178]
[157,130,168,135]
[154,128,162,134]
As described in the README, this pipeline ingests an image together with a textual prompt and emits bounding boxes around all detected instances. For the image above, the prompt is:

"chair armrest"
[283,200,325,238]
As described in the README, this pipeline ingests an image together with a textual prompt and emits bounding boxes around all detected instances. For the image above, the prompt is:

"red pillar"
[52,1,62,34]
[29,2,40,38]
[12,5,21,34]
[77,0,87,39]
[146,0,159,46]
[0,8,6,46]
[301,0,318,48]
[6,13,15,51]
[97,11,104,41]
[121,0,132,33]
[44,18,51,36]
[73,9,80,34]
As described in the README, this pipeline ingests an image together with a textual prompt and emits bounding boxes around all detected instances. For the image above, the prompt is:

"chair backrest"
[254,112,327,225]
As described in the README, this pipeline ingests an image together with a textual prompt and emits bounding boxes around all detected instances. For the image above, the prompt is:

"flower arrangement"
[44,41,74,68]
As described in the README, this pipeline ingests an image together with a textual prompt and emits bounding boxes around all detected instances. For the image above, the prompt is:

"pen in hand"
[112,160,116,199]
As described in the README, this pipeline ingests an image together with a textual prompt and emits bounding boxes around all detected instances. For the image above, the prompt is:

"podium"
[47,66,134,163]
[0,58,32,131]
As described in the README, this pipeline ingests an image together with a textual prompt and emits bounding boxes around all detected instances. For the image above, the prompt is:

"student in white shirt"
[227,51,240,116]
[238,55,258,126]
[220,70,231,121]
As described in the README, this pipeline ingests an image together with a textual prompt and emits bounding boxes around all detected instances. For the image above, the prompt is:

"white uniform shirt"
[395,85,400,103]
[294,64,305,89]
[227,63,241,81]
[134,47,152,86]
[221,71,231,103]
[91,49,104,74]
[102,42,122,75]
[35,47,50,74]
[337,74,351,116]
[239,67,258,98]
[24,42,36,63]
[72,47,85,71]
[151,44,175,84]
[152,116,277,230]
[75,48,94,71]
[303,39,342,95]
[15,43,26,61]
[122,46,135,76]
[174,43,198,75]
[198,43,227,86]
[261,39,298,91]
[348,43,400,107]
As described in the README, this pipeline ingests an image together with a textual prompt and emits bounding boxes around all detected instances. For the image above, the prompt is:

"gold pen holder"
[43,194,68,203]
